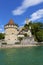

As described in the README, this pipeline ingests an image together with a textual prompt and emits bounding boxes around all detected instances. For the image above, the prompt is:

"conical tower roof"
[8,19,15,25]
[4,19,18,28]
[5,19,16,26]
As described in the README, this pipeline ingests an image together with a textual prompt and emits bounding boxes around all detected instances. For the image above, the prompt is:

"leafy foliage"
[36,29,43,42]
[18,37,23,42]
[31,22,43,42]
[0,33,5,39]
[24,33,28,37]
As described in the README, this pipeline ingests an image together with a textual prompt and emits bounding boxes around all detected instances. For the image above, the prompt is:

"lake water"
[0,46,43,65]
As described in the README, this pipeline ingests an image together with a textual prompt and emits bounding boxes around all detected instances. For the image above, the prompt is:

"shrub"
[24,33,28,37]
[18,37,23,42]
[0,33,5,39]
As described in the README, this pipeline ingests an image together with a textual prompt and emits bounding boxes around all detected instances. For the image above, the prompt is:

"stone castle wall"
[5,27,18,44]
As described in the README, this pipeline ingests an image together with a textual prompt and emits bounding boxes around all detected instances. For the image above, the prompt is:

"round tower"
[4,19,18,44]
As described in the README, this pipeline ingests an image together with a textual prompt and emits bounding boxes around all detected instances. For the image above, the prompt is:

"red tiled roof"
[8,19,15,25]
[5,19,18,27]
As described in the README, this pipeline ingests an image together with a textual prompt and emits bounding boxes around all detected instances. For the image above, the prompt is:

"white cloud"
[30,9,43,21]
[12,0,43,15]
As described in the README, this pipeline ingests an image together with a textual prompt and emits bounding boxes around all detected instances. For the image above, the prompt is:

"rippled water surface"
[0,46,43,65]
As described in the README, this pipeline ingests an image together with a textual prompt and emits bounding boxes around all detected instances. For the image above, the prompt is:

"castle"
[4,18,32,44]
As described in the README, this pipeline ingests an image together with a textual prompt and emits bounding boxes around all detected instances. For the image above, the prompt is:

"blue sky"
[0,0,43,32]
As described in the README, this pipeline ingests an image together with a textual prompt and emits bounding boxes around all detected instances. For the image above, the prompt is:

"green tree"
[31,22,43,42]
[0,33,5,39]
[36,29,43,42]
[18,37,23,42]
[24,33,28,37]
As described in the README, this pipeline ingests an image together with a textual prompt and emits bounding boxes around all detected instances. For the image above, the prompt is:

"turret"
[4,19,17,29]
[4,19,18,44]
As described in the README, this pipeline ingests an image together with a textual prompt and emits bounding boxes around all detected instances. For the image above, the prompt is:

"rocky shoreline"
[0,44,41,48]
[0,40,43,48]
